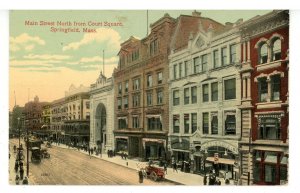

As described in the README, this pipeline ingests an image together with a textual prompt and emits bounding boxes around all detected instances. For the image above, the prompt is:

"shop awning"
[115,136,128,139]
[206,157,235,165]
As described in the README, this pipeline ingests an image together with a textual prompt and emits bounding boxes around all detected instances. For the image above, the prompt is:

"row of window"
[117,89,164,109]
[118,72,163,95]
[173,78,236,106]
[258,38,282,64]
[172,112,237,135]
[172,44,237,80]
[118,116,162,131]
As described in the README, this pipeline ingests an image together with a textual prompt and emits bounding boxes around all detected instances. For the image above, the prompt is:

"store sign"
[201,140,238,154]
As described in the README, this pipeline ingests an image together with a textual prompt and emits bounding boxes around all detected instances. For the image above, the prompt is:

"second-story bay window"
[225,114,236,135]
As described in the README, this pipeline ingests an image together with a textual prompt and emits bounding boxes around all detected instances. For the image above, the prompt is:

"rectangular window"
[211,115,218,135]
[148,117,162,131]
[224,78,236,100]
[118,118,127,129]
[184,88,190,105]
[193,57,200,74]
[150,39,158,56]
[86,102,90,109]
[225,114,236,135]
[271,75,280,101]
[173,115,180,133]
[184,114,190,134]
[201,54,208,72]
[133,78,140,90]
[147,92,152,106]
[203,113,209,134]
[258,77,268,102]
[157,72,163,84]
[179,63,183,78]
[157,89,163,104]
[230,44,236,64]
[117,98,122,110]
[123,96,128,109]
[221,47,227,66]
[173,90,180,106]
[132,116,139,128]
[132,94,140,107]
[211,82,218,101]
[191,113,197,133]
[202,84,209,102]
[184,61,189,76]
[191,86,197,104]
[213,50,219,68]
[118,83,122,95]
[147,74,153,87]
[125,81,129,93]
[174,64,177,79]
[259,117,280,140]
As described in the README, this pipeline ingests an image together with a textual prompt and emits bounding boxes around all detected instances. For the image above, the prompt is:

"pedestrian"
[15,174,20,185]
[203,174,207,185]
[20,166,24,180]
[19,160,24,168]
[164,162,168,174]
[22,176,28,185]
[88,148,91,156]
[91,148,94,155]
[173,161,178,172]
[208,170,216,185]
[138,169,144,183]
[14,160,19,173]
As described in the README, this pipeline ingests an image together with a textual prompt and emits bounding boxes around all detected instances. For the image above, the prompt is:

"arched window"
[260,43,268,64]
[272,39,281,61]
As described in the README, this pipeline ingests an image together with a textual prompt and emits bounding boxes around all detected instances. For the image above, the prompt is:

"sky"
[9,10,271,111]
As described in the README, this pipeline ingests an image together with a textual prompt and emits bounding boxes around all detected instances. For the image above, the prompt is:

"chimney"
[192,10,201,17]
[207,23,214,40]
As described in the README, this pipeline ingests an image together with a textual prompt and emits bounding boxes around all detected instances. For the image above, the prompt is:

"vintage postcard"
[9,10,289,186]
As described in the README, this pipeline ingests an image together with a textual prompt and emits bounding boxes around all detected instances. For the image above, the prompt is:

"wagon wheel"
[150,171,158,181]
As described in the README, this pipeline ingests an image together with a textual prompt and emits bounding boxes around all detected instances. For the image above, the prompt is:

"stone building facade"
[113,14,176,160]
[89,72,115,153]
[168,12,243,179]
[239,10,289,185]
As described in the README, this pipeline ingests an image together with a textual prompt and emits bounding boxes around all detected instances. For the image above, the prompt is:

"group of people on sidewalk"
[203,169,230,185]
[11,144,29,185]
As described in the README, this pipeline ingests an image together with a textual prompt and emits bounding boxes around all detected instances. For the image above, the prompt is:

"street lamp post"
[17,117,20,161]
[26,125,29,177]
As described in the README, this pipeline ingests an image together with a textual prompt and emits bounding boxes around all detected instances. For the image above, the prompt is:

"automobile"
[31,147,41,163]
[41,148,50,158]
[145,165,165,181]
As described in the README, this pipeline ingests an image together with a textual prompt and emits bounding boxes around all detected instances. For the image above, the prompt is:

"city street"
[9,139,175,185]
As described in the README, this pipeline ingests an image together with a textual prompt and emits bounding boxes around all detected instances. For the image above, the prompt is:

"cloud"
[62,28,121,51]
[24,54,71,60]
[79,56,118,64]
[10,33,46,52]
[10,59,60,67]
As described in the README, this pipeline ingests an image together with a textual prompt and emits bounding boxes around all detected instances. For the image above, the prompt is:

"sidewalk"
[53,143,234,185]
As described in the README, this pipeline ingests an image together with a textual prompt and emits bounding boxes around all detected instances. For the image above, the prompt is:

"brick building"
[113,13,176,160]
[239,10,289,185]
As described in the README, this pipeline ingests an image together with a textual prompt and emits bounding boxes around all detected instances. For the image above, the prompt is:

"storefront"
[253,150,288,185]
[143,138,166,161]
[115,136,128,153]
